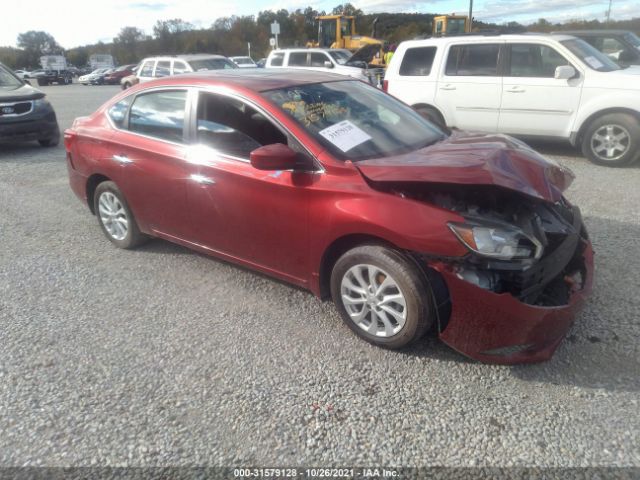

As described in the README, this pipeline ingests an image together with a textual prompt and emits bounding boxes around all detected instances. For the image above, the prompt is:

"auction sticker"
[319,120,372,152]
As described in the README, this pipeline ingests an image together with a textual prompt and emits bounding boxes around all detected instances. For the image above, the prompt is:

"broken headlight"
[448,222,543,261]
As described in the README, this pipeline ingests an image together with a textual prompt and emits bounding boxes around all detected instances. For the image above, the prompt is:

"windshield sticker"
[584,56,604,69]
[319,120,372,152]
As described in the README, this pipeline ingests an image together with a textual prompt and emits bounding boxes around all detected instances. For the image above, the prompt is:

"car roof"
[399,33,577,48]
[142,54,228,62]
[557,30,633,36]
[136,68,352,92]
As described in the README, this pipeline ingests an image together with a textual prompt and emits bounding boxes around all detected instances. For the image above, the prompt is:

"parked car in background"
[121,73,139,90]
[64,70,593,364]
[79,68,110,85]
[13,70,30,79]
[37,56,73,86]
[559,30,640,67]
[103,64,136,85]
[0,62,60,146]
[265,47,384,86]
[136,54,237,83]
[230,56,258,68]
[256,58,267,68]
[385,34,640,167]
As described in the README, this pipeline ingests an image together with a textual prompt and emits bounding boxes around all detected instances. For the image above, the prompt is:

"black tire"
[93,181,147,249]
[38,136,59,147]
[330,245,434,349]
[37,78,47,86]
[581,113,640,167]
[414,105,446,129]
[122,82,131,90]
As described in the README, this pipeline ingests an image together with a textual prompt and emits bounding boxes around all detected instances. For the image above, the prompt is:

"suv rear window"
[445,44,500,76]
[399,47,437,76]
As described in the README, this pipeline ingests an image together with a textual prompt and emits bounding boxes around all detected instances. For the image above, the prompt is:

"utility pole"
[469,0,473,32]
[606,0,613,25]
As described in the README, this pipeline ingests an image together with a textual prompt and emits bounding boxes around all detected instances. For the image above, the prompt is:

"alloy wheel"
[98,191,129,241]
[340,264,407,337]
[590,124,631,162]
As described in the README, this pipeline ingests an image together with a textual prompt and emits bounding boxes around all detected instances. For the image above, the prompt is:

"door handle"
[190,174,216,185]
[439,85,456,91]
[506,87,526,93]
[112,154,133,164]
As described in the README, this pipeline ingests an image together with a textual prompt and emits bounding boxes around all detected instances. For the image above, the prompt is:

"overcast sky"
[2,0,639,48]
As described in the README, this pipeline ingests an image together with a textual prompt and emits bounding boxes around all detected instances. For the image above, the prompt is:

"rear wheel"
[581,113,640,167]
[122,81,132,90]
[94,181,147,249]
[414,105,446,129]
[330,245,434,349]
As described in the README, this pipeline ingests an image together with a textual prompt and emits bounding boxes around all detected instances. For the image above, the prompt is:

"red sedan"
[64,70,594,364]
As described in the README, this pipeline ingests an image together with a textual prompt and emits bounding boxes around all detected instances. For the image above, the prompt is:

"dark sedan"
[0,62,60,147]
[104,64,137,85]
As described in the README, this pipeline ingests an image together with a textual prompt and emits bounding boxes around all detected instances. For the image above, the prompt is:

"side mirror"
[555,65,576,80]
[324,61,334,69]
[250,143,297,171]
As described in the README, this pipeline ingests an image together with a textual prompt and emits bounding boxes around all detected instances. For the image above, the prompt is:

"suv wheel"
[414,105,446,129]
[582,113,640,167]
[330,245,434,349]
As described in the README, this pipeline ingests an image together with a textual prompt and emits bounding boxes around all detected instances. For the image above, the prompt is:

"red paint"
[65,71,594,364]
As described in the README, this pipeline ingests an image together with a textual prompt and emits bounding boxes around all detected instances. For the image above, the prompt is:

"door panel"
[498,43,582,136]
[435,43,503,131]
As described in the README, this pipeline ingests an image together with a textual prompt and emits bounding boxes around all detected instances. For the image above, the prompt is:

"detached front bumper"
[432,241,594,365]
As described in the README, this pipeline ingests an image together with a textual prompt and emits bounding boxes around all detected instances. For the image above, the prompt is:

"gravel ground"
[0,83,639,469]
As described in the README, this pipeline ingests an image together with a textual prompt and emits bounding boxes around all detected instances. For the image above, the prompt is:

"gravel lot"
[0,83,639,469]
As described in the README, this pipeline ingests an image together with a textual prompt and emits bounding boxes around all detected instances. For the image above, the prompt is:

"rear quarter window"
[108,97,132,129]
[399,46,437,76]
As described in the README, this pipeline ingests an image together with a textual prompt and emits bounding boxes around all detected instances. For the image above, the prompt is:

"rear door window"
[129,90,187,143]
[139,60,155,77]
[288,52,308,67]
[399,46,437,76]
[445,44,500,76]
[154,61,171,77]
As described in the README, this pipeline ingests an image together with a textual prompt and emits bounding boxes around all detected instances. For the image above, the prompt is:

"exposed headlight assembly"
[448,221,543,261]
[33,98,51,109]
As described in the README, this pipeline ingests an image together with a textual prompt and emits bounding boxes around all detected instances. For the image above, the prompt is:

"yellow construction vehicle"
[432,15,471,36]
[307,15,385,66]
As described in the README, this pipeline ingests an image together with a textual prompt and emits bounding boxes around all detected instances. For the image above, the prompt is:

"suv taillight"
[382,79,388,92]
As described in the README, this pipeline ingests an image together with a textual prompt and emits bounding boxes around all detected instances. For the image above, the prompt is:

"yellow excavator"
[307,15,385,66]
[432,14,471,36]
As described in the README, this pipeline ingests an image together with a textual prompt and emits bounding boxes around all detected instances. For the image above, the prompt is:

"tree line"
[1,2,639,70]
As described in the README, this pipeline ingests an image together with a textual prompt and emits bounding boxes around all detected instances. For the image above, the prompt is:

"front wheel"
[581,113,640,167]
[94,181,147,249]
[414,105,446,130]
[330,245,434,349]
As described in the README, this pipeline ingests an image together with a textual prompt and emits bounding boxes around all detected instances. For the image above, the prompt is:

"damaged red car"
[64,70,594,364]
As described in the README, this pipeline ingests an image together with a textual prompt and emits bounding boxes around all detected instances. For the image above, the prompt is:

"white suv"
[385,34,640,166]
[136,54,237,83]
[266,47,384,86]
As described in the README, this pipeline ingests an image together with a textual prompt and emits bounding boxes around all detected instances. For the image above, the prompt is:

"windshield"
[623,32,640,48]
[328,50,351,65]
[561,38,621,71]
[0,65,23,89]
[189,58,238,70]
[262,80,445,161]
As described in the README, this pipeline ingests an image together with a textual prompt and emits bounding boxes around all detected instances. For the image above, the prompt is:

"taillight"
[382,79,388,92]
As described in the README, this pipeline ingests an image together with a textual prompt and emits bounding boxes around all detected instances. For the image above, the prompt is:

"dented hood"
[355,131,574,202]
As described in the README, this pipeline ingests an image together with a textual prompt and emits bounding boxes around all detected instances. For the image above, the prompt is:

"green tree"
[331,3,363,16]
[113,27,146,64]
[16,31,63,68]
